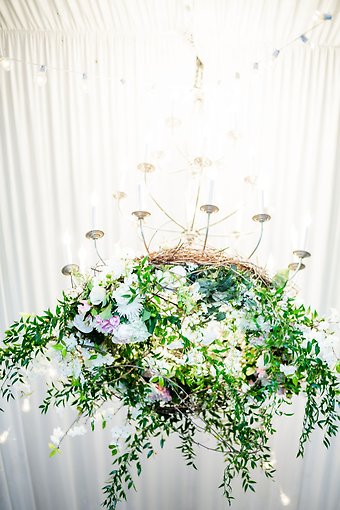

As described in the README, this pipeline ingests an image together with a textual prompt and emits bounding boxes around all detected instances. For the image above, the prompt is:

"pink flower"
[78,300,91,315]
[96,315,120,334]
[256,367,267,379]
[148,384,172,402]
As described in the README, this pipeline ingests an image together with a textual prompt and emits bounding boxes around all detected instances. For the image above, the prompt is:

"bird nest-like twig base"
[147,246,271,286]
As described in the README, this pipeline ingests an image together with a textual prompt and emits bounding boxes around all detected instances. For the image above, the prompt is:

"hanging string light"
[80,72,89,94]
[0,56,12,72]
[35,65,48,86]
[0,11,335,85]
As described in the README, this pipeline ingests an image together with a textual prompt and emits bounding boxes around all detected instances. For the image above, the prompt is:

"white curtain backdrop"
[0,1,340,509]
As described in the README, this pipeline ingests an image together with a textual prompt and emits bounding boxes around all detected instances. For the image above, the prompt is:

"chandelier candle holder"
[61,263,80,287]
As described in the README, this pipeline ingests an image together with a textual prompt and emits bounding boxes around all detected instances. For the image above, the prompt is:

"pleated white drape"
[1,1,340,509]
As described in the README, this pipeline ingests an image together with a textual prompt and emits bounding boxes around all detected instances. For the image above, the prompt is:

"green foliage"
[0,259,339,508]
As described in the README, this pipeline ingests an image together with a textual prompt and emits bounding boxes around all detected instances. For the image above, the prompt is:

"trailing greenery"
[0,256,339,508]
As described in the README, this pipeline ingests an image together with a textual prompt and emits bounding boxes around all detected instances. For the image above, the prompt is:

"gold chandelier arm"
[190,177,202,231]
[137,218,150,255]
[143,172,186,230]
[248,221,264,260]
[146,220,175,251]
[197,208,239,232]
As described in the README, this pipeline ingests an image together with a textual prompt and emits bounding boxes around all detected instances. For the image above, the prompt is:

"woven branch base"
[147,247,271,285]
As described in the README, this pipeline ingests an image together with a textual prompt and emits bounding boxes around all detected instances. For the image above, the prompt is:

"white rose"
[90,285,106,305]
[73,314,93,333]
[114,321,149,344]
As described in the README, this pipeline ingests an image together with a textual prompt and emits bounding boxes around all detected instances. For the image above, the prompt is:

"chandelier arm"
[190,176,202,231]
[143,224,181,233]
[94,239,107,266]
[247,222,264,260]
[147,220,175,251]
[202,210,212,252]
[143,173,186,230]
[117,200,136,224]
[288,259,303,282]
[197,208,238,232]
[137,218,150,255]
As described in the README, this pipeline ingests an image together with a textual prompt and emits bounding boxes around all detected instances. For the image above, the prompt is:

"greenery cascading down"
[0,255,339,508]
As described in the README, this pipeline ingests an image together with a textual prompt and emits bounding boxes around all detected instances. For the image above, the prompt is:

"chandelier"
[61,56,311,285]
[1,48,338,510]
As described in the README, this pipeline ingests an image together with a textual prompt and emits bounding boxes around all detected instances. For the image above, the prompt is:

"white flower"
[64,334,78,350]
[171,265,187,278]
[50,427,64,446]
[256,316,271,333]
[59,355,82,379]
[113,285,143,320]
[186,349,204,366]
[167,339,184,349]
[188,282,201,301]
[86,353,114,370]
[257,354,269,369]
[225,347,243,376]
[201,320,221,346]
[68,425,87,437]
[104,258,125,279]
[90,285,106,305]
[116,298,143,320]
[114,320,150,344]
[73,314,93,334]
[279,364,297,376]
[110,425,132,445]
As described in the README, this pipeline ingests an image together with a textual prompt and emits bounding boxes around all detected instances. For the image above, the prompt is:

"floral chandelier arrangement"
[1,39,340,509]
[1,245,339,508]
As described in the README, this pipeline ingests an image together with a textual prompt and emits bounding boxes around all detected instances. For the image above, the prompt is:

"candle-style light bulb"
[90,192,98,229]
[208,179,215,204]
[62,232,72,262]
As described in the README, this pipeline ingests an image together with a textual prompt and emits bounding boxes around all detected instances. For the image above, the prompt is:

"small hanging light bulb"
[313,10,332,22]
[0,56,12,72]
[299,34,315,49]
[35,65,48,86]
[80,72,89,94]
[272,49,280,60]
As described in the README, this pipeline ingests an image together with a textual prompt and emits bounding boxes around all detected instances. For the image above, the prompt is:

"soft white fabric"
[1,1,340,509]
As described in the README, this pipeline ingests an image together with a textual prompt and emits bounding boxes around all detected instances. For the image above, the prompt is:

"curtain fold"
[1,1,340,509]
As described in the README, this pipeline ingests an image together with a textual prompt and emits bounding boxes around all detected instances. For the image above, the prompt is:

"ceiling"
[0,1,340,509]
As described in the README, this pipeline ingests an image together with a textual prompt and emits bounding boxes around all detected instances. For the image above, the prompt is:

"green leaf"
[99,304,113,320]
[48,443,61,457]
[142,309,151,321]
[272,269,289,288]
